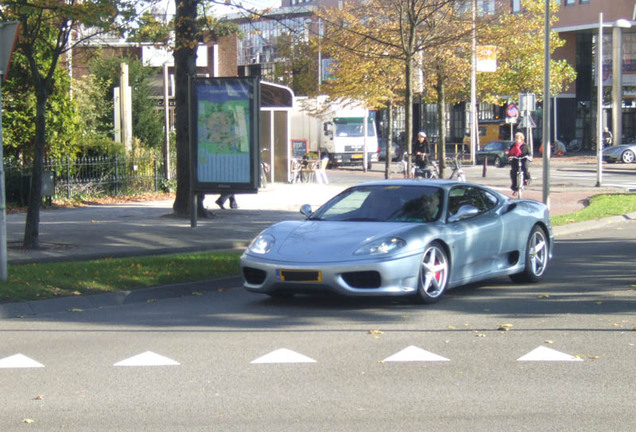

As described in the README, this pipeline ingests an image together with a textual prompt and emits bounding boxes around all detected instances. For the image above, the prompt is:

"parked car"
[603,143,636,164]
[377,138,403,162]
[475,140,514,167]
[241,180,553,304]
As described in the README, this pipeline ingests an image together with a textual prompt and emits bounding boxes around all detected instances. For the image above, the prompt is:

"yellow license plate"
[352,154,363,159]
[277,269,322,282]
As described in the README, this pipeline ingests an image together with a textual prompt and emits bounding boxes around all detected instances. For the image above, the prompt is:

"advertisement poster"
[191,77,260,192]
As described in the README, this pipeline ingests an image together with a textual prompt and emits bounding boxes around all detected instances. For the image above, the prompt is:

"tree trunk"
[172,0,198,217]
[384,101,394,179]
[23,83,48,249]
[405,53,414,178]
[435,69,447,177]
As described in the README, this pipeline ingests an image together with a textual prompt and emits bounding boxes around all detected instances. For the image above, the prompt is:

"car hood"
[604,145,631,155]
[257,220,426,263]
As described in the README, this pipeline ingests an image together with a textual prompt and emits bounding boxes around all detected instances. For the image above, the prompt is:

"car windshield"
[309,185,443,223]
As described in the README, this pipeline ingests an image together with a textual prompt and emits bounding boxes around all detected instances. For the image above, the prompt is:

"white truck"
[290,96,379,169]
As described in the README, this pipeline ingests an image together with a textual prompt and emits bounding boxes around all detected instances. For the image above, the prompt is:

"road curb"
[0,275,243,319]
[553,211,636,237]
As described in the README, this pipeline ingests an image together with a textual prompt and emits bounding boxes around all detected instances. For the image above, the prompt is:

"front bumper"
[240,252,422,297]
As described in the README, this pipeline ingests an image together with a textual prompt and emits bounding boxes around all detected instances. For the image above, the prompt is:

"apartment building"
[553,0,635,147]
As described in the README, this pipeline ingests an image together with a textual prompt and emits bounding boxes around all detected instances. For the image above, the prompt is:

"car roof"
[353,179,478,190]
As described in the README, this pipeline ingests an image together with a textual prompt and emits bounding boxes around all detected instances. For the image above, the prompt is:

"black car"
[476,140,514,167]
[378,138,403,162]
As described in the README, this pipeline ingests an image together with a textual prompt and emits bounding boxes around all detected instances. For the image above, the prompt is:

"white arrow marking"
[517,346,583,362]
[251,348,317,364]
[383,346,450,362]
[0,354,45,369]
[114,351,180,367]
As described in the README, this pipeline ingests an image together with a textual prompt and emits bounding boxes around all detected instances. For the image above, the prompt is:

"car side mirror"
[448,205,480,222]
[300,204,313,218]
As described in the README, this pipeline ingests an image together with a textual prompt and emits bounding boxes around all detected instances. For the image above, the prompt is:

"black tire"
[416,242,449,304]
[510,226,549,283]
[494,156,502,168]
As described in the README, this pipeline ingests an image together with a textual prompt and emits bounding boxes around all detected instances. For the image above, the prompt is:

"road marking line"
[251,348,317,364]
[114,351,180,367]
[383,346,450,362]
[517,346,583,362]
[0,354,45,369]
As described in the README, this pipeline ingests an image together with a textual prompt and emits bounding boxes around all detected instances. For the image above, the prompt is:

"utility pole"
[542,0,551,208]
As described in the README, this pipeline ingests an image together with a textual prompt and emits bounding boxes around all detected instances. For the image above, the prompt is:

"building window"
[478,0,495,15]
[512,0,521,13]
[564,0,575,5]
[579,0,589,4]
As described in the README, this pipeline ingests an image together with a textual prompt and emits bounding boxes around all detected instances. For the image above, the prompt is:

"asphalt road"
[1,217,634,431]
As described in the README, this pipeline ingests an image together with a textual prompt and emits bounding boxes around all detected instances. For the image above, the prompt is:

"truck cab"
[322,115,378,169]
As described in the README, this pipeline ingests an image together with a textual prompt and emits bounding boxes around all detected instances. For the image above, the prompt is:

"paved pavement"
[1,158,634,318]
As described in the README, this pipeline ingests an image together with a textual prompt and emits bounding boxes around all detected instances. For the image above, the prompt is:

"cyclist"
[412,131,431,177]
[509,132,531,194]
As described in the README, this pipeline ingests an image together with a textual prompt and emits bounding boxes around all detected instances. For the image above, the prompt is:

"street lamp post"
[542,0,550,208]
[596,13,604,187]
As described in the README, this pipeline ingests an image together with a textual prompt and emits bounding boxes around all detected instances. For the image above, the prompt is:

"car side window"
[447,186,498,217]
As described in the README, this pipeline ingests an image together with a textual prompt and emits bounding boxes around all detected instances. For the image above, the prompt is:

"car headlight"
[354,237,406,256]
[248,233,275,254]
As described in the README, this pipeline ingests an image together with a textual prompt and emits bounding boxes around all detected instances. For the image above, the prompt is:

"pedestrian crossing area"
[0,345,586,369]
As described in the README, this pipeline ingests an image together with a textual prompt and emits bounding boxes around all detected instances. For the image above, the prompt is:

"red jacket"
[509,142,528,157]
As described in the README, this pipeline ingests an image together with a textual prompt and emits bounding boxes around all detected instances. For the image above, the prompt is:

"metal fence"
[4,155,173,205]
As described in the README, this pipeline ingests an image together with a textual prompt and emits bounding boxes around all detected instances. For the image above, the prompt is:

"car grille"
[243,267,266,284]
[342,271,381,288]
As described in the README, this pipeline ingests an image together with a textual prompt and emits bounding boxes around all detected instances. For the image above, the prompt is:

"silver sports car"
[241,180,553,303]
[602,143,636,163]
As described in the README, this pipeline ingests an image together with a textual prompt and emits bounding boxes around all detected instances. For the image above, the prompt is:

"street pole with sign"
[596,13,604,187]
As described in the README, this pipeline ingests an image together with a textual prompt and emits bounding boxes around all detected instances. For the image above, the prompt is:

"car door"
[444,186,503,285]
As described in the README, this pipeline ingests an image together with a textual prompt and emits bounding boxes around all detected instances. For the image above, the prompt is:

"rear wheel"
[621,150,635,163]
[416,242,449,304]
[510,226,549,283]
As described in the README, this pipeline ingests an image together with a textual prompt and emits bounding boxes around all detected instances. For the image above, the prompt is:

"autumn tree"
[477,0,575,104]
[274,33,319,96]
[1,0,138,249]
[316,0,472,176]
[316,15,405,178]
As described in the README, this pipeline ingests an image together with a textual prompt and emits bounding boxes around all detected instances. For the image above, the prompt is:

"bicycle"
[509,155,532,199]
[446,153,466,182]
[260,161,270,188]
[402,152,439,179]
[566,139,582,153]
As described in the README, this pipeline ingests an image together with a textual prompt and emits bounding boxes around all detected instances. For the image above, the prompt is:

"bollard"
[482,156,487,177]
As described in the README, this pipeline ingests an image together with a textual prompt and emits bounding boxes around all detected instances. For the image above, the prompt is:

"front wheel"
[416,242,449,304]
[510,226,549,283]
[621,150,635,163]
[494,156,502,168]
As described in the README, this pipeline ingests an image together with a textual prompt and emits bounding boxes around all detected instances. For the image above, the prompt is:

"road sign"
[506,104,519,118]
[0,22,20,81]
[519,115,537,129]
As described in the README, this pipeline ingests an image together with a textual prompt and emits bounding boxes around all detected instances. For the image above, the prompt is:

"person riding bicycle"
[510,132,531,194]
[412,131,431,177]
